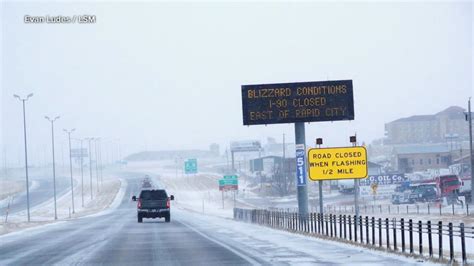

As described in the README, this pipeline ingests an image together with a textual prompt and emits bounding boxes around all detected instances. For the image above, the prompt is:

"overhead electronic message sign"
[241,80,354,125]
[307,146,367,181]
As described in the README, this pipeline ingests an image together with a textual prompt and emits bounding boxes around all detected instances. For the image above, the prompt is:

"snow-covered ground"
[126,160,473,263]
[174,208,435,265]
[0,171,123,235]
[0,160,464,264]
[0,179,23,201]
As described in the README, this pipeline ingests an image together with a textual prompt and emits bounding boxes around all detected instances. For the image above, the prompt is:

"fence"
[323,202,471,216]
[234,208,474,264]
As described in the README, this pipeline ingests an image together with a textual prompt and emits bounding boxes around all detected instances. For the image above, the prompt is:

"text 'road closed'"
[307,146,368,181]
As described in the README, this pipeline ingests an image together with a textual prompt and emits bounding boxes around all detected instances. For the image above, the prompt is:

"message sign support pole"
[222,190,224,209]
[231,151,235,173]
[295,122,308,218]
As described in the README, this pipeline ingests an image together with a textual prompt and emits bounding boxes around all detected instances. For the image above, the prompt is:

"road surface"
[0,173,430,265]
[0,175,69,216]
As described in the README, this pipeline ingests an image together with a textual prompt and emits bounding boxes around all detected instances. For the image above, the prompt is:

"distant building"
[209,143,220,156]
[125,149,216,161]
[392,144,452,173]
[367,161,383,175]
[384,106,468,145]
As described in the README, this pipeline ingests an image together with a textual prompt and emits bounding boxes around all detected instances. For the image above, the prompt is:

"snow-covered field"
[0,179,24,201]
[0,172,122,235]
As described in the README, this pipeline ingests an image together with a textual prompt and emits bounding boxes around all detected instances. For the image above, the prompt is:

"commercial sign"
[184,159,198,174]
[230,140,261,152]
[359,174,406,186]
[295,144,307,186]
[71,148,88,158]
[307,146,368,181]
[241,80,354,125]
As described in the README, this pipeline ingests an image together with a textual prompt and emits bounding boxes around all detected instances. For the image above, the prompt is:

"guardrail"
[234,208,474,264]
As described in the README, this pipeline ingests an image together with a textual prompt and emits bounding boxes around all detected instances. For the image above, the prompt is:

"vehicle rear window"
[442,180,460,187]
[140,190,167,200]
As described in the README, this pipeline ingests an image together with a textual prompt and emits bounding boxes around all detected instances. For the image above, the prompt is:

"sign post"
[219,175,238,209]
[242,80,355,218]
[315,138,323,215]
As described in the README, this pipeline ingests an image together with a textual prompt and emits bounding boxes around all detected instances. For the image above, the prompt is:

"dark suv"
[132,189,174,223]
[412,185,438,202]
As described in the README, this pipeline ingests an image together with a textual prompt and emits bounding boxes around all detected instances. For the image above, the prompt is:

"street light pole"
[94,138,100,192]
[64,128,76,214]
[86,138,94,200]
[75,138,85,207]
[45,115,60,220]
[13,93,33,222]
[98,138,103,186]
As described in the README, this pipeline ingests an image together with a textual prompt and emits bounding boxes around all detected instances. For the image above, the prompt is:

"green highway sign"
[219,179,238,186]
[184,159,198,174]
[218,175,238,191]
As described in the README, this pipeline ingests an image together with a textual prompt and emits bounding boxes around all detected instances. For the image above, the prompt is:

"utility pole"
[45,115,60,220]
[64,128,76,214]
[14,93,33,222]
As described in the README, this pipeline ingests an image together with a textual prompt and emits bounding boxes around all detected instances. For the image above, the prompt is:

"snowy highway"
[0,172,433,265]
[0,175,69,216]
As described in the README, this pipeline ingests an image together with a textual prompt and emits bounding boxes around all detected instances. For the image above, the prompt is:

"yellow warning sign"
[308,146,368,181]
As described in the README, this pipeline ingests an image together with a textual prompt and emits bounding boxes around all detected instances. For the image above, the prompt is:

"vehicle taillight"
[137,199,142,209]
[166,198,170,208]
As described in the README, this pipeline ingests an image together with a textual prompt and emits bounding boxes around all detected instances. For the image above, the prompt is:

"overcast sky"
[1,1,472,166]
